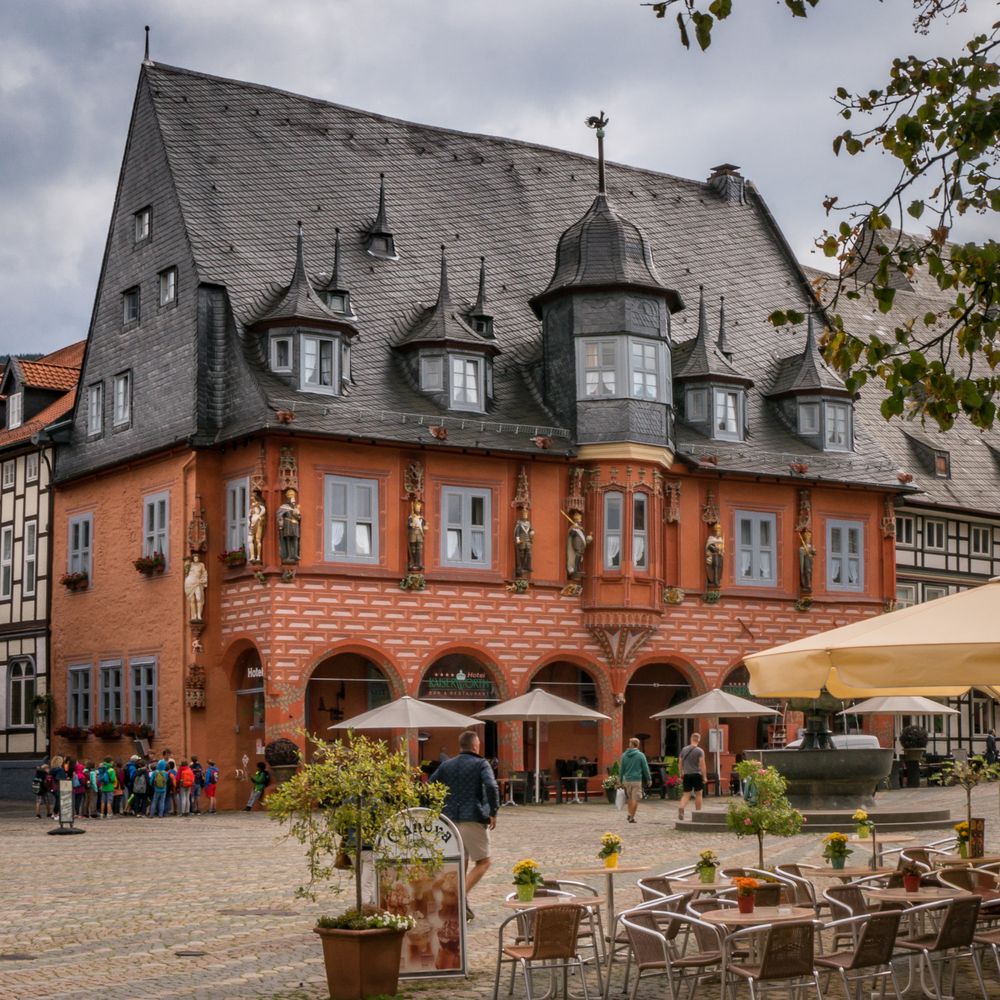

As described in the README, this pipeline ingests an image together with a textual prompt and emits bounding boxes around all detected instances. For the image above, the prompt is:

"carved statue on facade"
[799,528,816,594]
[407,497,426,572]
[248,490,267,564]
[276,488,302,563]
[514,504,534,579]
[705,522,724,590]
[565,509,592,581]
[184,552,208,622]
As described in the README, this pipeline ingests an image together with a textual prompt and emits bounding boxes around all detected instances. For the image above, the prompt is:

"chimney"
[708,163,746,205]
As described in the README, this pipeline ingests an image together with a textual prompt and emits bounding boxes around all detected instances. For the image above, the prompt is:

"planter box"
[314,926,405,1000]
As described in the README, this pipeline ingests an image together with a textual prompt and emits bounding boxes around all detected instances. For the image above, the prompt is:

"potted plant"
[853,808,873,839]
[88,720,122,740]
[54,724,88,741]
[931,755,1000,856]
[900,860,922,893]
[954,820,971,859]
[734,876,759,914]
[900,725,929,761]
[726,761,804,868]
[695,849,720,884]
[266,733,448,1000]
[603,762,621,804]
[598,831,623,869]
[664,774,681,800]
[133,551,166,576]
[60,571,88,592]
[218,548,247,569]
[121,722,155,739]
[264,737,301,785]
[512,858,544,902]
[822,832,853,870]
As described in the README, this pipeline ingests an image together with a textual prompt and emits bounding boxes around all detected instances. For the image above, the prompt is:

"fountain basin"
[749,748,893,810]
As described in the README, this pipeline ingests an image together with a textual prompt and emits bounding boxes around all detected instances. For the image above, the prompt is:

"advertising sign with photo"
[377,808,466,979]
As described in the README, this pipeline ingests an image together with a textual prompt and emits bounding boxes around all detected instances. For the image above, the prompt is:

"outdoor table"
[700,905,815,963]
[811,865,894,883]
[932,853,1000,867]
[559,777,588,804]
[850,833,915,865]
[503,895,607,910]
[502,777,525,807]
[564,865,649,941]
[666,875,733,894]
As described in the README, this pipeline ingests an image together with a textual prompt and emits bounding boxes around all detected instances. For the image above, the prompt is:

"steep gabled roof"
[674,287,752,385]
[768,312,849,398]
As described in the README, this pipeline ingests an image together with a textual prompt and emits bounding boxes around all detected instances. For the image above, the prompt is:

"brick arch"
[524,652,615,719]
[624,651,705,695]
[219,637,264,689]
[415,643,511,702]
[304,640,406,699]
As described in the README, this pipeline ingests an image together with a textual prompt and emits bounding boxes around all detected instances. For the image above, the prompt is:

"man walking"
[434,730,499,922]
[677,731,707,820]
[987,728,998,765]
[619,737,651,824]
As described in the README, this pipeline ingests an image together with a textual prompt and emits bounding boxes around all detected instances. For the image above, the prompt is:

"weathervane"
[585,111,610,194]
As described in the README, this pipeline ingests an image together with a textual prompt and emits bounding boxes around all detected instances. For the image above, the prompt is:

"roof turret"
[768,311,848,398]
[674,286,752,385]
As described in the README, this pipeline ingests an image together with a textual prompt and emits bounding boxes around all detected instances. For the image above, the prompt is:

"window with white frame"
[441,487,491,568]
[896,582,917,608]
[797,402,820,435]
[420,354,444,392]
[8,659,34,728]
[143,491,169,562]
[581,339,618,397]
[714,388,742,441]
[300,334,337,393]
[630,341,659,400]
[122,287,140,326]
[604,492,623,571]
[225,478,249,553]
[68,666,91,728]
[1,462,13,489]
[896,514,914,547]
[7,392,22,430]
[925,519,946,550]
[827,519,864,591]
[824,401,852,451]
[971,525,991,557]
[23,520,36,597]
[130,659,157,727]
[633,493,648,570]
[450,355,483,411]
[113,372,131,427]
[134,206,151,243]
[686,387,708,422]
[99,661,123,724]
[735,511,776,585]
[923,583,948,602]
[326,475,378,563]
[270,335,292,373]
[87,382,103,436]
[158,266,177,306]
[68,513,92,577]
[25,452,38,483]
[0,526,12,599]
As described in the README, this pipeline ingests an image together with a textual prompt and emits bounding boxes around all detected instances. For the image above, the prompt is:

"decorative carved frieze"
[187,496,208,554]
[585,611,658,670]
[701,489,719,525]
[278,445,298,492]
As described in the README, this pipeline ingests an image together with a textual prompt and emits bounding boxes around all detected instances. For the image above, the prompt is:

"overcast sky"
[1,0,995,355]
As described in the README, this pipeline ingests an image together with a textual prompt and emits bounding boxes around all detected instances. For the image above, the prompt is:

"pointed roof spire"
[143,25,152,66]
[767,309,848,397]
[585,111,610,195]
[322,227,357,319]
[374,173,389,232]
[330,227,344,288]
[435,245,453,309]
[473,256,488,315]
[716,295,732,360]
[675,284,752,385]
[697,284,708,338]
[365,173,397,258]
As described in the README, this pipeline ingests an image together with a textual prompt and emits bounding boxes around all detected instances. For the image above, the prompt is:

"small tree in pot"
[900,725,930,787]
[267,733,448,1000]
[264,737,301,785]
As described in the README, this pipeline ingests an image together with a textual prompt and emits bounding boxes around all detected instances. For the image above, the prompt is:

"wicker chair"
[493,903,590,1000]
[606,892,690,999]
[815,910,902,1000]
[724,920,824,1000]
[541,880,606,983]
[895,896,988,1000]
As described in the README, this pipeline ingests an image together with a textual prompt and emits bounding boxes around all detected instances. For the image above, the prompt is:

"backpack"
[181,769,194,788]
[261,770,271,788]
[31,775,44,795]
[152,769,167,790]
[206,766,218,786]
[168,771,177,792]
[133,772,147,795]
[97,764,110,786]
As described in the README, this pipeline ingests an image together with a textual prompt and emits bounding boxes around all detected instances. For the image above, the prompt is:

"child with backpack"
[204,760,219,814]
[189,756,204,814]
[150,760,169,817]
[97,757,117,819]
[130,762,149,818]
[32,763,51,818]
[85,760,98,817]
[167,759,179,816]
[244,762,271,811]
[177,760,196,815]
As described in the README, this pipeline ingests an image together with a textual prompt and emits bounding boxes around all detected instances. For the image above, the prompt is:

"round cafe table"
[933,853,1000,868]
[666,875,733,893]
[812,865,894,883]
[563,865,649,938]
[850,833,915,866]
[699,904,815,930]
[503,894,607,911]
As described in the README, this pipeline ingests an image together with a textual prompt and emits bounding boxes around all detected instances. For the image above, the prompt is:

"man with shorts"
[618,737,651,823]
[435,730,499,922]
[677,731,707,820]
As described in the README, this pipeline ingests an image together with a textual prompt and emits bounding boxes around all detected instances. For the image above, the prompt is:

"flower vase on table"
[822,832,853,872]
[901,863,921,892]
[955,821,970,858]
[695,849,720,884]
[737,892,755,913]
[511,859,543,903]
[831,856,846,870]
[604,853,619,869]
[516,883,536,902]
[734,877,758,913]
[853,809,871,839]
[598,832,622,869]
[960,842,969,859]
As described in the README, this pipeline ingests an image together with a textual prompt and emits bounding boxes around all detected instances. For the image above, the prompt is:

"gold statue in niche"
[184,552,208,622]
[705,522,724,590]
[248,490,267,564]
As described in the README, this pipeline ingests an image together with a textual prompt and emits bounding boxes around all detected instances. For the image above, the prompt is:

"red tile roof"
[19,360,81,392]
[0,388,77,448]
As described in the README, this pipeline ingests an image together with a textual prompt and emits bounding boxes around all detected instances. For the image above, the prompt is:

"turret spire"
[435,245,451,308]
[293,221,307,284]
[697,284,708,338]
[717,295,731,360]
[323,227,356,319]
[143,25,152,65]
[474,256,488,314]
[585,111,610,195]
[365,173,397,258]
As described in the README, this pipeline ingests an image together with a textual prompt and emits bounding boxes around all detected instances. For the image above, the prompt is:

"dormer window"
[686,388,708,422]
[7,392,22,430]
[797,402,820,435]
[270,335,292,373]
[450,355,483,411]
[791,397,854,452]
[326,291,348,314]
[934,451,950,478]
[301,334,338,394]
[420,354,444,392]
[631,341,660,399]
[472,317,490,336]
[824,401,851,450]
[713,387,744,441]
[578,337,669,402]
[123,287,140,326]
[582,339,617,397]
[366,234,396,258]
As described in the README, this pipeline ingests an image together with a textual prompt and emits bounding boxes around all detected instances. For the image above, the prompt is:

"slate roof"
[138,62,904,486]
[768,312,849,398]
[674,286,752,385]
[256,225,344,328]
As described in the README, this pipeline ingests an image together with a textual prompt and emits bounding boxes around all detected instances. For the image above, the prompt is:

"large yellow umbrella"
[745,580,1000,698]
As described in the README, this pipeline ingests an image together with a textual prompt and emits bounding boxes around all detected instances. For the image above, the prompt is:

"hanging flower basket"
[218,549,247,569]
[60,571,89,592]
[133,551,166,576]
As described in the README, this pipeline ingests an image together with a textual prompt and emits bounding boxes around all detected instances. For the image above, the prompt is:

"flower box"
[121,722,155,739]
[60,571,89,592]
[133,552,166,576]
[54,724,89,741]
[88,721,123,740]
[218,549,247,569]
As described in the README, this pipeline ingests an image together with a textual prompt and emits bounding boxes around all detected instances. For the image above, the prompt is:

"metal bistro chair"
[723,919,825,1000]
[505,888,574,994]
[721,867,794,907]
[542,880,607,984]
[605,892,690,1000]
[493,903,591,1000]
[814,910,903,1000]
[900,847,953,874]
[775,863,829,914]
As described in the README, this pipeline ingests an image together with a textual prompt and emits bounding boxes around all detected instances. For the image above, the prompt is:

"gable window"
[25,452,38,483]
[798,402,820,435]
[68,666,91,728]
[736,511,776,586]
[0,526,12,599]
[7,392,22,430]
[122,287,140,326]
[99,661,123,724]
[130,659,157,727]
[9,659,34,728]
[69,513,93,578]
[925,519,946,551]
[2,461,13,489]
[158,266,177,306]
[971,525,991,557]
[367,234,395,258]
[633,493,648,571]
[581,339,618,398]
[686,387,708,422]
[270,336,292,373]
[630,341,659,400]
[896,582,917,608]
[134,206,151,243]
[225,478,249,553]
[301,334,337,394]
[87,382,103,436]
[23,520,36,597]
[934,452,950,478]
[714,388,742,441]
[824,402,852,451]
[113,372,131,427]
[441,487,491,568]
[143,491,169,563]
[827,519,864,591]
[420,354,444,392]
[896,514,914,547]
[450,355,483,411]
[326,475,378,563]
[604,492,623,571]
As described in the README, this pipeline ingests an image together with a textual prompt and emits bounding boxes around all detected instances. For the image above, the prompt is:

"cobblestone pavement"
[4,784,1000,999]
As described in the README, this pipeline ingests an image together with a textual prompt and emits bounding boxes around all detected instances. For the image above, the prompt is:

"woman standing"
[49,755,67,822]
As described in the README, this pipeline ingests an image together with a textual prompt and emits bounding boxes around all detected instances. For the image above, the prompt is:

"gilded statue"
[514,505,534,579]
[705,522,724,590]
[565,509,592,581]
[407,498,426,572]
[276,488,302,563]
[799,528,816,594]
[184,552,208,622]
[247,490,267,564]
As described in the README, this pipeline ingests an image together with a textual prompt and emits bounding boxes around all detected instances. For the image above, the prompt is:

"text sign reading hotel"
[420,667,496,701]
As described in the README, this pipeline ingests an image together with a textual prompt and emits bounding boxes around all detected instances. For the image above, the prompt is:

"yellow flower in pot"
[821,832,853,870]
[695,849,720,884]
[852,808,873,839]
[598,832,623,868]
[512,858,544,902]
[954,821,970,858]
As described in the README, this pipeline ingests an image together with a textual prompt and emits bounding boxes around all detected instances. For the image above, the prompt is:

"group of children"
[33,752,223,819]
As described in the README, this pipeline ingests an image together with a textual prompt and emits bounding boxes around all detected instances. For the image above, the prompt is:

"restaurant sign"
[419,666,497,702]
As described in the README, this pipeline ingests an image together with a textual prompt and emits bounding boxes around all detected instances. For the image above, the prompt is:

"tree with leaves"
[727,761,804,868]
[647,0,1000,431]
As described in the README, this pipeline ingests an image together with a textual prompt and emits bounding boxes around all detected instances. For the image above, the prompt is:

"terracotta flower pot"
[903,875,921,893]
[737,893,755,914]
[314,926,405,1000]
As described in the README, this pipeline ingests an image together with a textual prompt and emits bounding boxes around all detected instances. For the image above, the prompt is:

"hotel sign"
[420,666,496,701]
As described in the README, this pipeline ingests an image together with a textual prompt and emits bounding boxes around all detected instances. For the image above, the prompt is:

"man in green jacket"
[619,738,651,824]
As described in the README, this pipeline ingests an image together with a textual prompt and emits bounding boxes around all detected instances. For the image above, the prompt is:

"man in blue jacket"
[435,730,499,921]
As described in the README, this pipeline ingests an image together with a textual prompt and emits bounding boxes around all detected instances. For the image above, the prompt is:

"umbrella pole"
[535,720,541,804]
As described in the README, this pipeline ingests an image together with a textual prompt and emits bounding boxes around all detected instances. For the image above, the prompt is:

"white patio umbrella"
[476,689,611,803]
[838,695,959,752]
[330,695,482,764]
[652,689,780,782]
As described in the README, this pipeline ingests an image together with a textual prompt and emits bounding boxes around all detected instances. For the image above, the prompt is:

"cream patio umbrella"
[743,580,1000,699]
[476,689,611,803]
[838,695,959,752]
